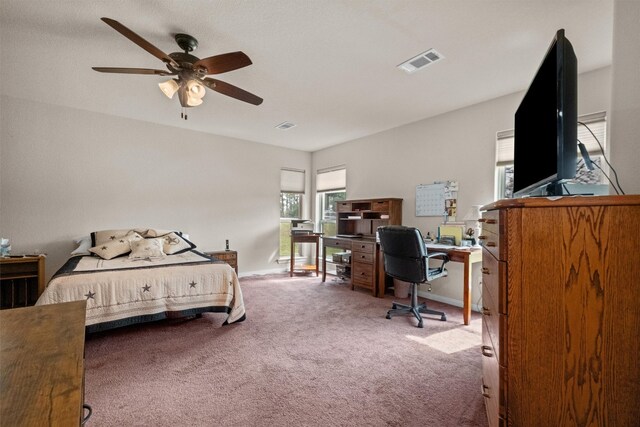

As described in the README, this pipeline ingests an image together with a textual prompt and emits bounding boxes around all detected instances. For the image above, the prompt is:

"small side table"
[0,255,45,309]
[290,232,322,277]
[205,250,238,275]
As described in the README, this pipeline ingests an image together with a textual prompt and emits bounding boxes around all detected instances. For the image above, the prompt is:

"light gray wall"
[0,96,311,279]
[312,67,611,309]
[610,0,640,195]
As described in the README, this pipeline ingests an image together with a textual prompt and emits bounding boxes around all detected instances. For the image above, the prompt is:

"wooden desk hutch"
[322,198,402,296]
[479,195,640,427]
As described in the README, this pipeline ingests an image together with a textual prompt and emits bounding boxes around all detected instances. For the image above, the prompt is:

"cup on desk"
[460,239,472,247]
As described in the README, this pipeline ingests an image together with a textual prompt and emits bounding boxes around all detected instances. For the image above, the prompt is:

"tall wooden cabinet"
[479,195,640,427]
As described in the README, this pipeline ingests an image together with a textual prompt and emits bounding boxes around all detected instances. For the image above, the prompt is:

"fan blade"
[201,78,263,105]
[101,17,179,68]
[194,51,252,74]
[92,67,174,76]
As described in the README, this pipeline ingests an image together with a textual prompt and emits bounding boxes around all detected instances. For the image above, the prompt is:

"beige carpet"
[84,273,489,426]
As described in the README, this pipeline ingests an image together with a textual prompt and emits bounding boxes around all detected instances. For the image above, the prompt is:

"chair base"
[385,283,446,328]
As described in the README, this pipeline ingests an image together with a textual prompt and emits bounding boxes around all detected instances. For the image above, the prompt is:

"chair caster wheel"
[417,322,424,328]
[386,313,392,319]
[392,304,397,309]
[440,314,447,321]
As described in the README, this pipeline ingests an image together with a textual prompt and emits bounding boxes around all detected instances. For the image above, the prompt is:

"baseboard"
[237,267,287,278]
[416,291,482,313]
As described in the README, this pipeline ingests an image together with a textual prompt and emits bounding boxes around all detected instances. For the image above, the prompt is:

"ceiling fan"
[92,17,263,120]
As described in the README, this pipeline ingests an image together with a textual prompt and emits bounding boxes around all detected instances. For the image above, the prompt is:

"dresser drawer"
[479,210,505,260]
[482,249,507,315]
[352,251,374,264]
[351,241,375,253]
[352,262,374,283]
[482,320,500,427]
[323,238,351,250]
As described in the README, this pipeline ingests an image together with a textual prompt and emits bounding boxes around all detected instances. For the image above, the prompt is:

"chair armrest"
[425,252,450,271]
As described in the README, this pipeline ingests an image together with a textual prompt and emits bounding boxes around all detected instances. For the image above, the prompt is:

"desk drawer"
[371,200,389,212]
[352,251,374,264]
[352,262,374,283]
[323,238,351,250]
[337,202,352,212]
[351,241,375,253]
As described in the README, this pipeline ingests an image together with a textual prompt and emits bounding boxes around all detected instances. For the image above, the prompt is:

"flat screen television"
[513,29,577,197]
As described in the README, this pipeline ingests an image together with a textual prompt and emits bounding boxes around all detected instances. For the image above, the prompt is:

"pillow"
[92,229,136,246]
[89,231,143,260]
[71,236,92,256]
[160,232,196,255]
[129,238,166,260]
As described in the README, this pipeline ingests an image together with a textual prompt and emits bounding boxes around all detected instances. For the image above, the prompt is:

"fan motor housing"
[175,33,198,52]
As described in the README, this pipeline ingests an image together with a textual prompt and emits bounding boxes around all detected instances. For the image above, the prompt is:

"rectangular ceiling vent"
[397,48,444,74]
[276,121,296,130]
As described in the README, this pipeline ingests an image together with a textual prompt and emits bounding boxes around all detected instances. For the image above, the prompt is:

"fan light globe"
[186,80,205,106]
[159,80,179,99]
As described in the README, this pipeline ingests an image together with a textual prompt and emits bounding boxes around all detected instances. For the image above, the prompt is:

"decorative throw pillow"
[129,238,166,260]
[160,232,196,255]
[89,232,143,260]
[91,229,135,246]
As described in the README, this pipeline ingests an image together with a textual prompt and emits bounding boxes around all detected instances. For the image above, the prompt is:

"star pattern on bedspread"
[85,291,96,300]
[189,281,197,288]
[110,235,116,240]
[142,285,151,292]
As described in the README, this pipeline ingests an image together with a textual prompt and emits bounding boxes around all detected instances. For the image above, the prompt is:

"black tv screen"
[513,29,577,197]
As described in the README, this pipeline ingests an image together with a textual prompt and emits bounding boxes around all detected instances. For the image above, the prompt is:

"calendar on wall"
[415,181,459,219]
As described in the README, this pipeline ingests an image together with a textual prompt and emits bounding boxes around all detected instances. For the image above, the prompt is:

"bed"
[36,228,246,333]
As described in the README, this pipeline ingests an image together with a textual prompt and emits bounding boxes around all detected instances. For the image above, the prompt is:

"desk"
[290,232,322,277]
[424,245,482,326]
[1,300,87,426]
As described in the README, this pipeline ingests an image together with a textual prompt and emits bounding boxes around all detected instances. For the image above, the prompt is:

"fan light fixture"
[92,18,263,121]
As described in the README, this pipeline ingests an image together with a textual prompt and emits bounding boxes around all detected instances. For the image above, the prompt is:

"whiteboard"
[416,183,446,216]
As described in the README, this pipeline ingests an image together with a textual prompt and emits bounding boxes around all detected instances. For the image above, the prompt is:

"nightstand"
[0,255,45,309]
[205,250,238,275]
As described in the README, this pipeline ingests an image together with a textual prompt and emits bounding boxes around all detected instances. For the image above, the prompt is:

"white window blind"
[316,166,346,192]
[496,112,606,166]
[280,168,305,194]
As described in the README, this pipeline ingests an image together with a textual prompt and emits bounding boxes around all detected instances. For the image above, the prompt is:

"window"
[495,112,607,199]
[280,168,305,258]
[315,166,346,235]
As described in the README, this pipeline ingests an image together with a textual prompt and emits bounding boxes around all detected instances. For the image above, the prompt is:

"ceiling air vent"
[276,121,296,130]
[397,48,444,74]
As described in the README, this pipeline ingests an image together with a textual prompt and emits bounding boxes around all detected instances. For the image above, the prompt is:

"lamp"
[158,79,179,99]
[463,205,482,245]
[185,80,205,106]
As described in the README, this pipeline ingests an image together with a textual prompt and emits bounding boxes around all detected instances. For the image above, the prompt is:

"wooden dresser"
[479,195,640,426]
[0,300,88,426]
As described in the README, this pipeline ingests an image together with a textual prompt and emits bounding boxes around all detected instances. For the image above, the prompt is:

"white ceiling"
[0,0,613,152]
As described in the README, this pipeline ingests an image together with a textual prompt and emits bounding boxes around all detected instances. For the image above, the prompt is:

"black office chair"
[378,226,450,328]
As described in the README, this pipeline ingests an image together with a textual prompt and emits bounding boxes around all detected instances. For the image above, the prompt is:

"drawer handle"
[478,218,486,223]
[360,272,366,276]
[482,306,491,316]
[481,267,490,275]
[481,384,490,399]
[481,345,493,358]
[486,241,497,247]
[485,219,497,224]
[360,255,366,259]
[478,235,487,240]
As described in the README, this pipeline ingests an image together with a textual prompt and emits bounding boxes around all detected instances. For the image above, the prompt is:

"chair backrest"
[378,226,427,284]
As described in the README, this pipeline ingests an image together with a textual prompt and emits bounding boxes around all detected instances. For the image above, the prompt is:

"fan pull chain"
[180,108,188,120]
